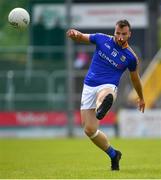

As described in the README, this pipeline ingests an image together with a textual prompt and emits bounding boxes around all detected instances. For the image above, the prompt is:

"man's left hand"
[137,98,145,113]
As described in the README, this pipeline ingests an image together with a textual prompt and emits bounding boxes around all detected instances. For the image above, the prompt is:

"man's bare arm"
[129,69,145,113]
[66,29,90,43]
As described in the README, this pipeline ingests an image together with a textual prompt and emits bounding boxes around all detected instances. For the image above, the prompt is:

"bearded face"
[114,25,131,47]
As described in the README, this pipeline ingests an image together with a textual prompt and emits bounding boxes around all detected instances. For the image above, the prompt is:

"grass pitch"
[0,138,161,179]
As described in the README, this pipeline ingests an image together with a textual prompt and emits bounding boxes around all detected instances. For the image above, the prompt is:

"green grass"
[0,138,161,179]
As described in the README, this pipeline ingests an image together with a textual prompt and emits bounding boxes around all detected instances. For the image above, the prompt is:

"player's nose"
[118,36,123,41]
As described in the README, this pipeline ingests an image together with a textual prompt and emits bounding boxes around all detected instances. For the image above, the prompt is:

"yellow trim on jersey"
[127,46,140,64]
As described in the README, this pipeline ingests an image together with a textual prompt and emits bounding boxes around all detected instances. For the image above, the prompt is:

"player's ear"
[128,31,131,38]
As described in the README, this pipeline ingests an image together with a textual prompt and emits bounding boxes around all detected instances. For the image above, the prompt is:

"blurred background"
[0,0,161,138]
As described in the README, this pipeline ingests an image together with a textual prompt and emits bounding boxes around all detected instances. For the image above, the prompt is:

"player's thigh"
[81,109,99,129]
[97,87,117,104]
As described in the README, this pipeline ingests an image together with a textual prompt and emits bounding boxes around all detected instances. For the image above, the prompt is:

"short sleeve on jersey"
[128,56,138,71]
[89,33,110,44]
[89,34,96,43]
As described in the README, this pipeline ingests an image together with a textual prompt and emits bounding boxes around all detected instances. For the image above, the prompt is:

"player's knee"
[84,126,95,137]
[84,127,99,139]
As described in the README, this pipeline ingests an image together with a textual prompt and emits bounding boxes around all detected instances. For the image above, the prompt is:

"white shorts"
[80,84,117,110]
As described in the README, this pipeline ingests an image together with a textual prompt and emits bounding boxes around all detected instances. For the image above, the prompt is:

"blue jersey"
[84,33,138,87]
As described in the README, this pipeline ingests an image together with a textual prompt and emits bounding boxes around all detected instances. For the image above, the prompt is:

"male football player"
[67,19,145,170]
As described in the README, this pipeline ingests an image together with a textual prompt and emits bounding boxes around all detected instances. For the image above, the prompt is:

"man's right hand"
[66,29,90,43]
[66,29,81,41]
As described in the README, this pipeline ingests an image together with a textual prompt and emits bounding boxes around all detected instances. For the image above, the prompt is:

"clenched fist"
[66,29,82,41]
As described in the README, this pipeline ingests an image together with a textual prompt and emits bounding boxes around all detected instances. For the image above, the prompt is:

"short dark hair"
[116,19,131,31]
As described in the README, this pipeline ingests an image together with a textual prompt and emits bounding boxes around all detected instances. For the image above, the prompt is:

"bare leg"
[96,88,116,111]
[81,108,122,171]
[81,109,110,151]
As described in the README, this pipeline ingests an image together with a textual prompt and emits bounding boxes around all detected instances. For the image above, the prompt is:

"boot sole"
[96,94,113,120]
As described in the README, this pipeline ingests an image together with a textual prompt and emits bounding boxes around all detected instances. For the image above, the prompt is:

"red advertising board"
[0,111,116,127]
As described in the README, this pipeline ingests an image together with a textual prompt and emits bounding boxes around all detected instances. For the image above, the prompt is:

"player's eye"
[116,32,120,35]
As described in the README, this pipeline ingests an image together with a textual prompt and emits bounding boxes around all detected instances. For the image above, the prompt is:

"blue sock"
[105,146,116,159]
